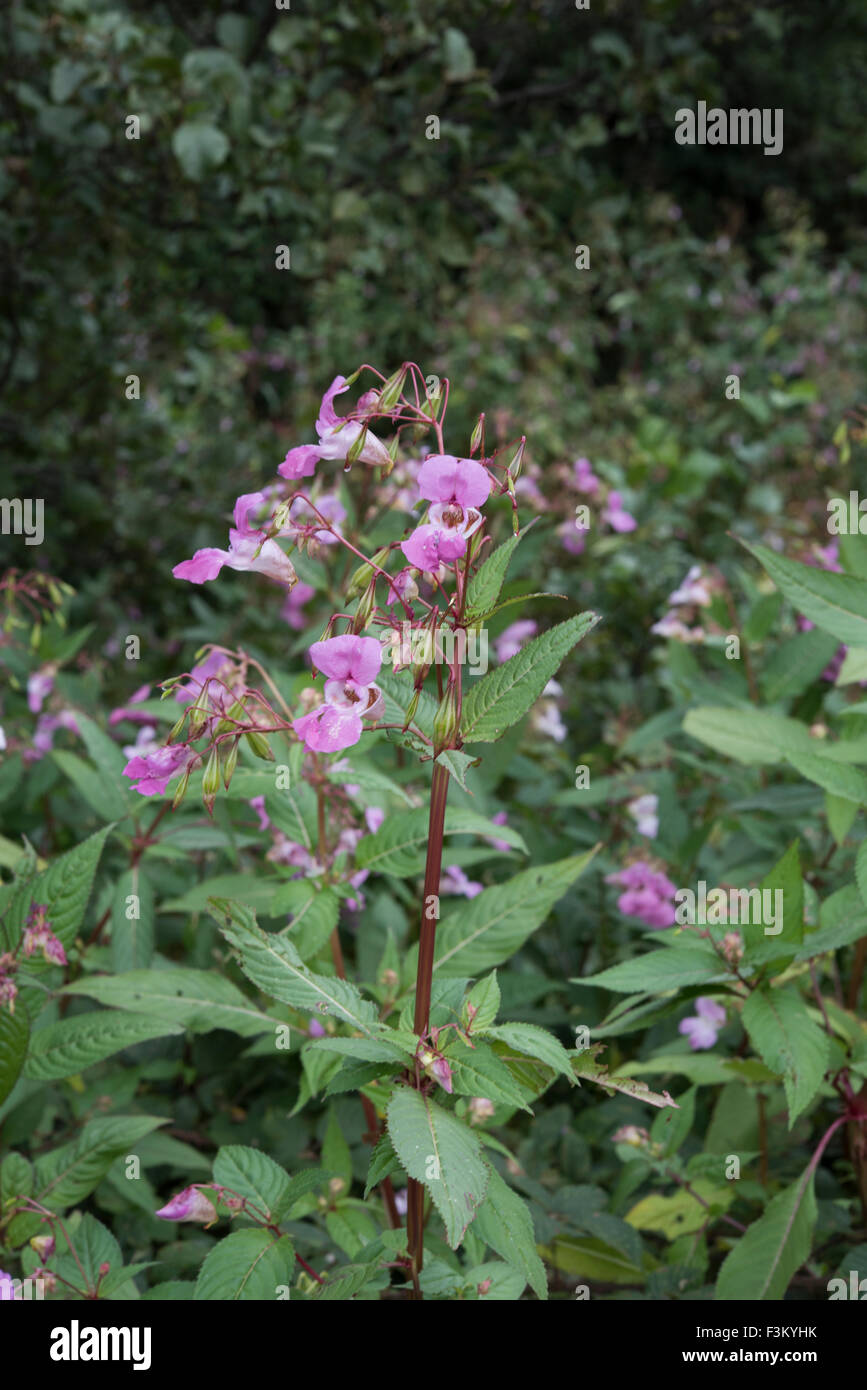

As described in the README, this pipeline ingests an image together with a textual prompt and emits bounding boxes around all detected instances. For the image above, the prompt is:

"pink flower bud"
[155,1185,218,1224]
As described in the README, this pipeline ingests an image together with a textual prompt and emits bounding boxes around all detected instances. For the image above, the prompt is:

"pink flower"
[431,1056,453,1094]
[23,906,67,966]
[308,1018,326,1038]
[249,795,270,832]
[0,1269,21,1300]
[559,521,586,555]
[122,725,160,760]
[365,806,385,833]
[108,684,151,726]
[27,669,54,714]
[173,530,296,588]
[602,491,637,533]
[400,524,468,570]
[279,376,391,479]
[668,565,711,607]
[124,743,196,796]
[495,620,537,664]
[679,997,726,1051]
[440,865,483,898]
[627,794,659,839]
[285,493,346,545]
[155,1186,217,1224]
[385,569,418,607]
[174,649,235,708]
[293,705,364,753]
[573,457,601,495]
[605,862,677,929]
[310,635,383,686]
[416,454,490,547]
[0,978,18,1013]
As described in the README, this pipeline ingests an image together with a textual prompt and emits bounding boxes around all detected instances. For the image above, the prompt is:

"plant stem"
[406,760,451,1291]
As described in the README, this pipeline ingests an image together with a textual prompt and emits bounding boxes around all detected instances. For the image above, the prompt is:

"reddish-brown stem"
[406,760,451,1292]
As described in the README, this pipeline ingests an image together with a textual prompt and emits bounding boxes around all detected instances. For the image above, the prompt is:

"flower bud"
[172,761,194,809]
[433,680,460,754]
[201,747,221,814]
[244,729,274,761]
[469,413,485,456]
[506,437,526,480]
[377,364,408,412]
[220,736,240,788]
[30,1234,55,1260]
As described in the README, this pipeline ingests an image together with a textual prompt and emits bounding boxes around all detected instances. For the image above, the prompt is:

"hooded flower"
[605,862,677,929]
[155,1186,218,1225]
[173,492,296,589]
[282,581,316,630]
[293,635,384,753]
[679,997,726,1050]
[124,743,197,796]
[400,524,468,571]
[27,669,55,714]
[279,375,391,479]
[668,565,711,608]
[495,620,537,664]
[417,455,491,538]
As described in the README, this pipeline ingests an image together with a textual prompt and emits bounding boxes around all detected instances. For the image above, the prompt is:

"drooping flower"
[155,1186,218,1224]
[293,636,384,754]
[279,375,390,479]
[679,997,726,1050]
[495,620,537,664]
[431,1056,454,1094]
[173,529,297,588]
[23,905,67,966]
[123,743,197,796]
[249,795,270,832]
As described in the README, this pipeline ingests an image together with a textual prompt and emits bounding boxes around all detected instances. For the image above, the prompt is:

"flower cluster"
[559,456,637,555]
[23,905,66,966]
[605,861,677,929]
[294,636,385,754]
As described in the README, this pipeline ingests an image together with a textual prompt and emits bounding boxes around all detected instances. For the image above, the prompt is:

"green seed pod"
[245,729,275,761]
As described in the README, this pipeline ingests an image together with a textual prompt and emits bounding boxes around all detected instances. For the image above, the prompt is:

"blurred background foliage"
[3,0,867,660]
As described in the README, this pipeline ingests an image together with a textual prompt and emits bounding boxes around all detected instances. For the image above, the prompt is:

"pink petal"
[173,548,228,584]
[278,445,321,480]
[293,705,363,753]
[309,635,383,685]
[418,455,491,507]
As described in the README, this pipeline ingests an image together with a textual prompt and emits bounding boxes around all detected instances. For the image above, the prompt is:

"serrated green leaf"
[23,1011,182,1081]
[433,851,596,977]
[481,1022,575,1084]
[0,1003,29,1106]
[212,1144,293,1222]
[715,1167,817,1300]
[461,613,599,743]
[111,866,155,972]
[355,806,526,877]
[741,988,829,1126]
[740,540,867,647]
[473,1166,547,1299]
[194,1229,295,1300]
[387,1088,489,1248]
[63,967,274,1037]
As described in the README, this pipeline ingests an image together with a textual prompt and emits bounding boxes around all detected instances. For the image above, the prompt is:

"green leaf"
[111,866,155,972]
[743,840,803,965]
[161,873,277,915]
[322,1105,353,1186]
[387,1088,489,1248]
[364,1133,401,1198]
[23,1011,183,1081]
[465,532,523,621]
[794,884,867,959]
[212,898,379,1035]
[212,1145,293,1222]
[24,824,113,954]
[572,1045,682,1109]
[714,1167,817,1300]
[740,540,867,647]
[433,851,596,977]
[172,121,230,180]
[461,613,599,743]
[52,750,129,822]
[785,749,867,804]
[63,967,274,1037]
[194,1229,295,1300]
[574,943,726,994]
[435,749,479,791]
[480,1022,575,1084]
[271,881,340,960]
[463,971,500,1031]
[308,1035,412,1064]
[472,1167,547,1299]
[0,1003,29,1105]
[314,1256,386,1301]
[741,989,829,1126]
[856,842,867,909]
[444,1039,535,1112]
[682,706,817,765]
[355,806,526,877]
[6,1115,166,1244]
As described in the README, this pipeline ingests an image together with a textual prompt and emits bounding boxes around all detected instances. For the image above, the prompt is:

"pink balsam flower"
[23,905,67,966]
[155,1186,218,1224]
[280,375,390,478]
[124,743,196,796]
[293,635,384,753]
[602,491,637,533]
